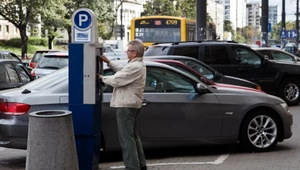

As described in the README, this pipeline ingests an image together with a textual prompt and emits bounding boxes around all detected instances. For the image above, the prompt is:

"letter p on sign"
[79,14,88,26]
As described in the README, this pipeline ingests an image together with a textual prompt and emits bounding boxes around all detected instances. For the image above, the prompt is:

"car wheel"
[240,110,280,152]
[278,78,300,106]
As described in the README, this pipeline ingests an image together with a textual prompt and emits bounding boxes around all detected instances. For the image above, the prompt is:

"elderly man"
[98,39,147,170]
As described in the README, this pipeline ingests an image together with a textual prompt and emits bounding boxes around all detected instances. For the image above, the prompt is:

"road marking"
[109,154,229,169]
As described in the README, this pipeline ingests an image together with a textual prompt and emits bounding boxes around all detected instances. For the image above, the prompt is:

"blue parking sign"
[268,23,271,32]
[74,10,92,30]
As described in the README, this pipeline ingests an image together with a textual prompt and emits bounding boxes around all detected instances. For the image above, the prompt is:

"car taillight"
[31,69,35,77]
[0,101,31,115]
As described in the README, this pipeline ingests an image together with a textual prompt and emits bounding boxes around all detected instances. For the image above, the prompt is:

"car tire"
[278,78,300,106]
[240,110,280,152]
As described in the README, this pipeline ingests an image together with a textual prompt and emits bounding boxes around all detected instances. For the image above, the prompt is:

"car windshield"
[37,55,68,69]
[144,46,169,56]
[22,67,68,90]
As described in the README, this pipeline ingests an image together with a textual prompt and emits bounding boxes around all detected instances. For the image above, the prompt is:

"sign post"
[69,8,103,170]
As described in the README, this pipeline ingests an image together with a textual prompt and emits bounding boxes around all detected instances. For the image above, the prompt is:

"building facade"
[215,0,237,32]
[0,17,19,40]
[269,5,278,26]
[246,2,261,43]
[207,0,224,40]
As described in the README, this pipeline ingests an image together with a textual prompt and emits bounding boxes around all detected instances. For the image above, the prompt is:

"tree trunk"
[67,27,72,43]
[48,36,54,49]
[19,26,28,60]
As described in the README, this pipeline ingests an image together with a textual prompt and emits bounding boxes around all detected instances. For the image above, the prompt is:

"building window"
[6,25,9,33]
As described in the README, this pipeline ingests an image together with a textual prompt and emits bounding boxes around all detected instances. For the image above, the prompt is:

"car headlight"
[279,102,288,111]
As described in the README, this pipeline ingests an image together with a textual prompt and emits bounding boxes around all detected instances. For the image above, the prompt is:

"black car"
[144,55,261,90]
[0,59,33,90]
[144,41,300,106]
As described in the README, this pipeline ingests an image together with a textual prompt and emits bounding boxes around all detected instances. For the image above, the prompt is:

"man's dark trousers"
[116,108,147,170]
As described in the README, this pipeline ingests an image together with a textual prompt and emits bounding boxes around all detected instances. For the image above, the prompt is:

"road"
[1,105,300,170]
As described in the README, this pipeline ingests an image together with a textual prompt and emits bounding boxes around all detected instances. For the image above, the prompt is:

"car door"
[138,66,222,139]
[228,46,278,90]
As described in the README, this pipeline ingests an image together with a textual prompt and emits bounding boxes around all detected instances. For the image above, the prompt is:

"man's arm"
[102,65,141,88]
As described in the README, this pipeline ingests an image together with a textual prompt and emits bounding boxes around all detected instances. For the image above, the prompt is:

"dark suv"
[144,41,300,106]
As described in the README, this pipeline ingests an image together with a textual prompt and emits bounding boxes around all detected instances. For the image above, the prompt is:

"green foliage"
[4,37,48,47]
[142,0,214,25]
[224,20,234,36]
[233,32,246,43]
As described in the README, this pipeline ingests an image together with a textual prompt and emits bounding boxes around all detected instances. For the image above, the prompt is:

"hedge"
[2,37,48,48]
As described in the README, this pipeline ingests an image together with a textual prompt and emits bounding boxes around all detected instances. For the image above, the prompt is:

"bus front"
[131,17,182,47]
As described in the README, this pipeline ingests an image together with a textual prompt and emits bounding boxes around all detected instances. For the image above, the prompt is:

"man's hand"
[99,55,110,64]
[97,74,103,79]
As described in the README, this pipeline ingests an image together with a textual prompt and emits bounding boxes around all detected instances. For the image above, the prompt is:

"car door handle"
[142,99,151,106]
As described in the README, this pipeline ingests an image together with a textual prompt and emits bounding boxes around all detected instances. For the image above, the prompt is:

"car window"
[145,67,195,93]
[256,50,271,59]
[15,64,31,83]
[270,51,294,61]
[37,55,68,69]
[179,59,214,80]
[204,46,230,64]
[2,53,14,60]
[22,67,68,90]
[232,47,261,65]
[4,63,20,83]
[144,46,170,56]
[171,46,199,59]
[31,51,49,62]
[103,67,195,93]
[0,65,9,87]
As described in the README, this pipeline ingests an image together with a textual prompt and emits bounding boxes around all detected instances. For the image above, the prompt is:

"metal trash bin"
[26,110,79,170]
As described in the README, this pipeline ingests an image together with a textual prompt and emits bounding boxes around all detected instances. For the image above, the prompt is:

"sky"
[249,0,297,22]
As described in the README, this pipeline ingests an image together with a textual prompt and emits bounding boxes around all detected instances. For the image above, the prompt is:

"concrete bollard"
[26,110,79,170]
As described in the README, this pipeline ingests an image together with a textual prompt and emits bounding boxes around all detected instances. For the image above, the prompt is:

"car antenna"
[22,89,31,94]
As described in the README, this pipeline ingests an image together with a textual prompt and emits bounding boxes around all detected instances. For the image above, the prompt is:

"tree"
[41,0,67,49]
[0,0,57,59]
[141,0,181,16]
[224,20,234,36]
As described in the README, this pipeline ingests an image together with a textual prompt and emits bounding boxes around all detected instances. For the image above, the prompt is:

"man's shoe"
[140,166,147,170]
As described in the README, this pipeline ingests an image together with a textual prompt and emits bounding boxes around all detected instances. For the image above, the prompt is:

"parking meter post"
[69,8,102,170]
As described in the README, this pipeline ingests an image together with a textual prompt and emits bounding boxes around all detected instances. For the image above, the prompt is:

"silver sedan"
[0,61,293,152]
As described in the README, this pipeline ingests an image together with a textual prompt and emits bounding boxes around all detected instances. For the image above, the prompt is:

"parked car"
[29,49,62,68]
[31,51,68,79]
[0,61,292,153]
[253,47,299,63]
[144,41,300,106]
[0,59,32,90]
[144,55,261,90]
[0,50,32,72]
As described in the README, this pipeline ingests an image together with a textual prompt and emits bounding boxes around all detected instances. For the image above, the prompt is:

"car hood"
[222,75,258,88]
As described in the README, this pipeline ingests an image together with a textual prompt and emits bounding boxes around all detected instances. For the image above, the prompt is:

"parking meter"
[69,8,103,170]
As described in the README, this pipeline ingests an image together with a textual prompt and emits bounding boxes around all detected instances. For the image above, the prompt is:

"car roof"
[44,51,68,56]
[0,59,21,63]
[145,55,199,61]
[151,40,239,46]
[253,47,283,51]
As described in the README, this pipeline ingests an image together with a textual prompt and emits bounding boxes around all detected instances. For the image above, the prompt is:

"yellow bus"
[130,16,197,47]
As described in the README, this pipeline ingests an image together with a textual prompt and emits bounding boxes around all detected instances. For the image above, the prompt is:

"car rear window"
[32,51,60,62]
[22,67,68,91]
[144,46,170,56]
[36,55,68,69]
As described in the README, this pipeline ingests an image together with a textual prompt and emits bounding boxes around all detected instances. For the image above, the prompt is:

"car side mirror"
[264,55,269,60]
[196,83,209,94]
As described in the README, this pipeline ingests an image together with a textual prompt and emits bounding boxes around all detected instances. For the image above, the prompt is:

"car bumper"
[275,104,293,140]
[0,120,28,149]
